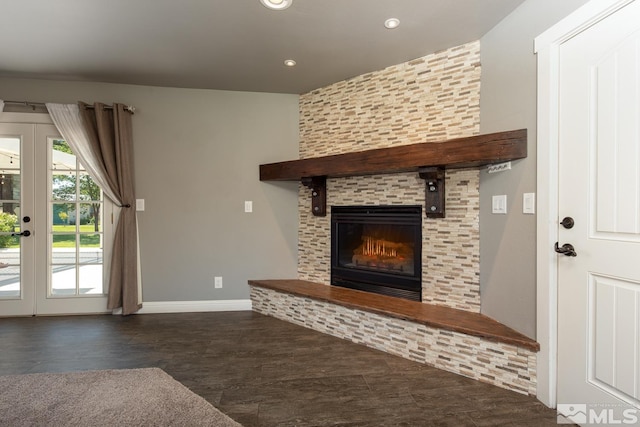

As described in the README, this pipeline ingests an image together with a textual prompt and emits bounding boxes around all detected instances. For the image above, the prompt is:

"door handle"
[560,217,574,229]
[554,242,576,257]
[11,230,31,237]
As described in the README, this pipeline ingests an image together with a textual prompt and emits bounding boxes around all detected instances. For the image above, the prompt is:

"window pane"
[51,242,77,265]
[0,202,20,298]
[52,140,75,161]
[79,265,103,294]
[0,265,20,298]
[51,266,76,296]
[52,173,77,201]
[79,234,102,254]
[0,138,20,169]
[52,203,76,230]
[0,139,20,299]
[78,203,102,232]
[0,204,19,249]
[79,173,100,201]
[0,172,20,201]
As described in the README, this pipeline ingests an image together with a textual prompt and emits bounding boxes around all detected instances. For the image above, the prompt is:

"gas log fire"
[353,236,413,273]
[331,206,422,301]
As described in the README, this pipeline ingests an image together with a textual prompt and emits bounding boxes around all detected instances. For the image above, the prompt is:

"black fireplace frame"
[331,205,422,301]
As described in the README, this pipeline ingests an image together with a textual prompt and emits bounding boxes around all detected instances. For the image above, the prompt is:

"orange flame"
[362,237,397,258]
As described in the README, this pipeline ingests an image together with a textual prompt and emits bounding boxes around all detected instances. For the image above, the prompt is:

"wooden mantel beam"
[259,129,527,181]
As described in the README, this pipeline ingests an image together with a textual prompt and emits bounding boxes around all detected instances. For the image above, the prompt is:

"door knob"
[11,230,31,237]
[554,242,577,257]
[560,217,574,229]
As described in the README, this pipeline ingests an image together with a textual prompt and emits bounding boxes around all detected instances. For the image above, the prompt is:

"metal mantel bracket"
[419,166,445,218]
[301,176,327,217]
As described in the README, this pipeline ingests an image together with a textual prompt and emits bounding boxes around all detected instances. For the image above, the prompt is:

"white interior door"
[0,116,111,316]
[557,0,640,423]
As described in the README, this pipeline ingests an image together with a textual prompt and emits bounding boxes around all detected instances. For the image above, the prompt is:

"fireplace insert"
[331,205,422,301]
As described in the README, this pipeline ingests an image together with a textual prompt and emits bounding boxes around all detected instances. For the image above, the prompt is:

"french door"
[0,116,112,316]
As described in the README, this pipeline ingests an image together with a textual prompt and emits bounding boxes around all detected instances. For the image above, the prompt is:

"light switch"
[523,193,535,214]
[244,201,253,213]
[492,195,507,214]
[136,199,145,211]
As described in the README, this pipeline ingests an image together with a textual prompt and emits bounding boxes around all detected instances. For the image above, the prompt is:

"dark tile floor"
[0,311,560,426]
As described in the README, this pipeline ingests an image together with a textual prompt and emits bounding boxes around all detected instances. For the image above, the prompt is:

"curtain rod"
[3,100,135,114]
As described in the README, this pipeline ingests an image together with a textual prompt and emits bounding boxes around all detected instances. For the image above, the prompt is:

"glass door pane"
[0,123,35,317]
[0,138,22,299]
[50,139,105,297]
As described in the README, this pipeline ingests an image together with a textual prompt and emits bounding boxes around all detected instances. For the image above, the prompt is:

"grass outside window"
[1,225,101,248]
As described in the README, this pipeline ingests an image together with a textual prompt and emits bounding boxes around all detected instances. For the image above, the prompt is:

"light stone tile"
[251,286,537,396]
[298,42,481,312]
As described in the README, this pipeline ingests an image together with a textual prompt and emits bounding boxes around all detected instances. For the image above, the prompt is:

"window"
[50,139,111,296]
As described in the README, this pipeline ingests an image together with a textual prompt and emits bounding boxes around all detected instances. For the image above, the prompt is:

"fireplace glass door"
[331,206,422,301]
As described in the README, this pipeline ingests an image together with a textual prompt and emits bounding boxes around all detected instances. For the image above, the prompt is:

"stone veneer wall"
[298,41,482,311]
[251,286,537,396]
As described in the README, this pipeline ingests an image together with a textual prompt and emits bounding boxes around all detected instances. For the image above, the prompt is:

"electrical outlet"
[214,276,223,289]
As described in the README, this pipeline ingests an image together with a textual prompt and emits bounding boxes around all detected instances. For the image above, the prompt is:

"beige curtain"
[47,102,140,315]
[78,102,140,315]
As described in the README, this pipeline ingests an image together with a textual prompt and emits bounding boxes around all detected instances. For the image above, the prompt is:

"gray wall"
[0,77,300,302]
[0,0,597,323]
[479,0,589,338]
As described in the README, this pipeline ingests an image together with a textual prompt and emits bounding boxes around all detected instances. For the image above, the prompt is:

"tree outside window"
[52,140,101,232]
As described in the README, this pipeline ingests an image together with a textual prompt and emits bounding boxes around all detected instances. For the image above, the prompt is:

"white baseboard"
[112,299,252,315]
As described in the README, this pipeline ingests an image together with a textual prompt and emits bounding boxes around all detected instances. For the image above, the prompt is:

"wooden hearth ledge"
[249,279,539,352]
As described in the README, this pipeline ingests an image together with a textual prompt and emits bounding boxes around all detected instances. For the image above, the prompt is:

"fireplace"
[331,206,422,301]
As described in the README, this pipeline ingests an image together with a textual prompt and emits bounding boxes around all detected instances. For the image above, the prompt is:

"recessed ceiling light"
[284,59,297,67]
[384,18,400,29]
[260,0,292,10]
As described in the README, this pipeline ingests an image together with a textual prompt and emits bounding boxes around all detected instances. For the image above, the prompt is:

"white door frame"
[534,0,636,408]
[0,113,53,126]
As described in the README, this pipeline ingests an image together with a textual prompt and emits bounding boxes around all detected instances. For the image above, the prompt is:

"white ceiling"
[1,0,525,94]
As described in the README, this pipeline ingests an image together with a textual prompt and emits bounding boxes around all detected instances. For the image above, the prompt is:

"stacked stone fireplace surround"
[250,41,537,396]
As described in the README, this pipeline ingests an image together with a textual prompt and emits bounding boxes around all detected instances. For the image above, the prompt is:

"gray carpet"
[0,368,242,426]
